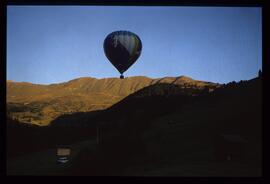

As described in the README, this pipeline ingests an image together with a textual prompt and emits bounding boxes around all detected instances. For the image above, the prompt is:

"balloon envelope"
[103,31,142,75]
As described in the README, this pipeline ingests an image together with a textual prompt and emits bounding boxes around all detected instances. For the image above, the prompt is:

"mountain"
[7,77,261,176]
[7,76,220,126]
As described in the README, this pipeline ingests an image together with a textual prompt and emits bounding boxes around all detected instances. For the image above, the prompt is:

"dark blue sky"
[7,6,262,84]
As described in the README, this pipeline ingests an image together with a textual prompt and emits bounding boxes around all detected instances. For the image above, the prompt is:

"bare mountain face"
[7,76,220,126]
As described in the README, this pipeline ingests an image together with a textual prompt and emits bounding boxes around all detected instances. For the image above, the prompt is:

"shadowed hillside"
[67,77,261,176]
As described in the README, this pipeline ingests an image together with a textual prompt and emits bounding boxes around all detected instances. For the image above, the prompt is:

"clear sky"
[7,6,262,84]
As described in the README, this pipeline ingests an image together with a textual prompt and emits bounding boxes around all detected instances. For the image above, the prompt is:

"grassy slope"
[7,76,218,126]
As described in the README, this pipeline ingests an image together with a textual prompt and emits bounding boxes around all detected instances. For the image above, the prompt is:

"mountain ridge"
[7,75,220,126]
[7,75,219,85]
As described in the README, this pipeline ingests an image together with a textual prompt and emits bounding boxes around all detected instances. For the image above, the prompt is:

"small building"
[213,134,248,162]
[56,146,71,164]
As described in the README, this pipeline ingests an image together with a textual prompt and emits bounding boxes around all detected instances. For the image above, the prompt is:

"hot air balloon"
[103,31,142,79]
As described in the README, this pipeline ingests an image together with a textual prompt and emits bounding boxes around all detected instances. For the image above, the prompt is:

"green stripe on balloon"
[127,36,139,65]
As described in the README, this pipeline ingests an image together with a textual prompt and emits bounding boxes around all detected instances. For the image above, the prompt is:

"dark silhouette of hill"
[67,77,261,176]
[7,117,97,158]
[7,76,261,176]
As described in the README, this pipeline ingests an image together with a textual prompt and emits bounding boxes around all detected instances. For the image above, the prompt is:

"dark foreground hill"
[67,77,261,176]
[7,77,261,176]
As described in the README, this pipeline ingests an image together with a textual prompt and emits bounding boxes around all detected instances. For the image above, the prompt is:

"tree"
[258,70,262,78]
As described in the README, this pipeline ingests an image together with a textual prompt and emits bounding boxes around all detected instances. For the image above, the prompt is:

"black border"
[0,0,7,178]
[1,0,267,183]
[4,0,265,6]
